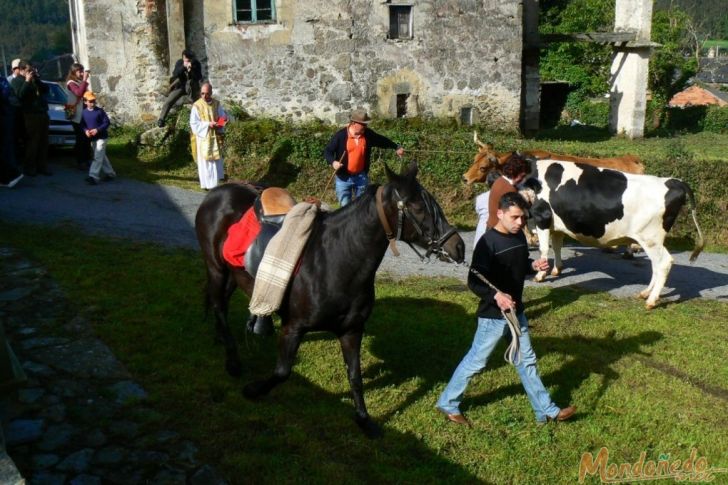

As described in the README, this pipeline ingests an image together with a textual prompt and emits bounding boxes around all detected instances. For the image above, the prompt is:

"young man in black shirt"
[436,192,575,427]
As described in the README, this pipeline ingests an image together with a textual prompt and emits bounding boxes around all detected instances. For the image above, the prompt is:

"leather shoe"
[547,405,576,422]
[437,407,472,428]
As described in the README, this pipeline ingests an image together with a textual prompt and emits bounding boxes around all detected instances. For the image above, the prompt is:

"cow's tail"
[682,181,704,262]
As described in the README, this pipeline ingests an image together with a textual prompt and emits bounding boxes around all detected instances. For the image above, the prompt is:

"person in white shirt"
[473,170,502,247]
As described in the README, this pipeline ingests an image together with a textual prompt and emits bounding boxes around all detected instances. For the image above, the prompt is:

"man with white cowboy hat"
[324,108,404,206]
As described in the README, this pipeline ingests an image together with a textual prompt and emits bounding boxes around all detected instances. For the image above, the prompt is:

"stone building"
[69,0,529,130]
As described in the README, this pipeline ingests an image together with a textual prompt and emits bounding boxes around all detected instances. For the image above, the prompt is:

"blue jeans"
[335,173,369,206]
[436,313,561,422]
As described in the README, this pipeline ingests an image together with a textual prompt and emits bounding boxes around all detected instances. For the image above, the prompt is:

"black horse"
[194,162,465,436]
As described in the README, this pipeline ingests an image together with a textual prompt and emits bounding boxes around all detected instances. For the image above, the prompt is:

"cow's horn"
[473,131,486,149]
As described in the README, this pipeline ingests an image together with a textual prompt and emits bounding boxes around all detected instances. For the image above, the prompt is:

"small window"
[235,0,275,23]
[389,5,413,39]
[460,107,473,126]
[396,94,408,118]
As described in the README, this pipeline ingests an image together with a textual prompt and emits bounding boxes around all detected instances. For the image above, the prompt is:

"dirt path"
[1,161,726,305]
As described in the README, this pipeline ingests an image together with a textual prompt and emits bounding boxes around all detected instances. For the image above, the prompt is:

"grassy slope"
[1,222,726,484]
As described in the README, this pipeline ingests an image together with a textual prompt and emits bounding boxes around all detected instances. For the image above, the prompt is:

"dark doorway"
[396,94,408,118]
[540,82,572,129]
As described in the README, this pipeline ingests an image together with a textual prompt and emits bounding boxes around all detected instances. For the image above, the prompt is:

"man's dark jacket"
[11,76,48,114]
[170,58,202,90]
[323,127,399,181]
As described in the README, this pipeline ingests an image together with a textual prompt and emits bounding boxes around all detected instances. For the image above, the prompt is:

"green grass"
[1,221,727,484]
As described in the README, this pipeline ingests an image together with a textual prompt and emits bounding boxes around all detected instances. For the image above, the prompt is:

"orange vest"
[346,135,367,174]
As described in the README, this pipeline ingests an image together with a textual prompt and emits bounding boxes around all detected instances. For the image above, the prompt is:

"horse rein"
[375,185,459,263]
[469,267,522,366]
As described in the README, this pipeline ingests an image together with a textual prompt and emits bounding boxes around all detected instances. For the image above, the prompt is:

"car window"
[43,82,67,104]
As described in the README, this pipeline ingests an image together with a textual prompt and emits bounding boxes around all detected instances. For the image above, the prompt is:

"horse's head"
[381,162,465,263]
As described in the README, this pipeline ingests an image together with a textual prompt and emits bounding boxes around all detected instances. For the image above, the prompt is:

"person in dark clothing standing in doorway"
[11,61,50,177]
[157,49,203,127]
[323,109,404,206]
[436,192,576,427]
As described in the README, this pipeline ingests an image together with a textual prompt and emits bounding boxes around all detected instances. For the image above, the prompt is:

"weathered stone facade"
[70,0,525,129]
[69,0,171,122]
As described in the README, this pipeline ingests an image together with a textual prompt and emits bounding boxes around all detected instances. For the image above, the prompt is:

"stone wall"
[72,0,525,129]
[71,0,169,123]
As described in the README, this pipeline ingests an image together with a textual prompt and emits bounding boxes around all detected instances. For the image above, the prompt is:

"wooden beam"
[540,31,637,45]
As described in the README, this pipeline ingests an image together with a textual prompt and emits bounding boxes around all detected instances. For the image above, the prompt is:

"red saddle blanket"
[222,208,261,268]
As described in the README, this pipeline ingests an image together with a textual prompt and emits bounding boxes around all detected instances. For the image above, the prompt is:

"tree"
[650,8,697,101]
[540,0,615,98]
[0,0,71,65]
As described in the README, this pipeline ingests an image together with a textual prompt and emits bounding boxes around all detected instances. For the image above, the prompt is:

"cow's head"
[518,177,542,207]
[462,132,511,185]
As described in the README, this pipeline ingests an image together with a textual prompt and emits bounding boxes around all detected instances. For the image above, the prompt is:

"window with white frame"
[235,0,275,23]
[389,5,413,39]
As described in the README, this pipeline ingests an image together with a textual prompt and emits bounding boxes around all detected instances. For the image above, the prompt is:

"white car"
[43,81,76,147]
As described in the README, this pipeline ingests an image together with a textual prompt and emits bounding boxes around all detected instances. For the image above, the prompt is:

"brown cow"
[462,132,645,185]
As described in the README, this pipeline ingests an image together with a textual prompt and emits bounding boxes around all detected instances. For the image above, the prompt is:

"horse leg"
[218,272,238,343]
[207,267,242,377]
[243,326,303,399]
[339,331,381,439]
[230,268,273,336]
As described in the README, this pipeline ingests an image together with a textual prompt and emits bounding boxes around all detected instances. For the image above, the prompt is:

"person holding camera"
[10,60,50,177]
[65,63,91,171]
[156,49,202,127]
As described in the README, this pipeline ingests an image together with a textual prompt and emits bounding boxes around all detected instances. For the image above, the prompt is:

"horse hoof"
[645,301,657,310]
[226,360,242,377]
[355,416,382,439]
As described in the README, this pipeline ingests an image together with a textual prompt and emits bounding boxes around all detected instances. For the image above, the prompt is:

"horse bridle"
[375,185,459,262]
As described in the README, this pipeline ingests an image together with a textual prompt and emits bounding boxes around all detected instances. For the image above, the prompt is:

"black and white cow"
[526,160,704,309]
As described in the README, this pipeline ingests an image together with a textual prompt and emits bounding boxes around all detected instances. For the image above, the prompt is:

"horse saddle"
[244,187,297,278]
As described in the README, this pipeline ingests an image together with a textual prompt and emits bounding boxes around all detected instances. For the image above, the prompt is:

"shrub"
[644,143,728,246]
[563,93,610,127]
[703,106,728,134]
[666,106,708,132]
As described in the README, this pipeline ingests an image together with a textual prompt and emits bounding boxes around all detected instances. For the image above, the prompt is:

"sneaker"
[85,176,98,185]
[6,174,24,188]
[101,174,116,182]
